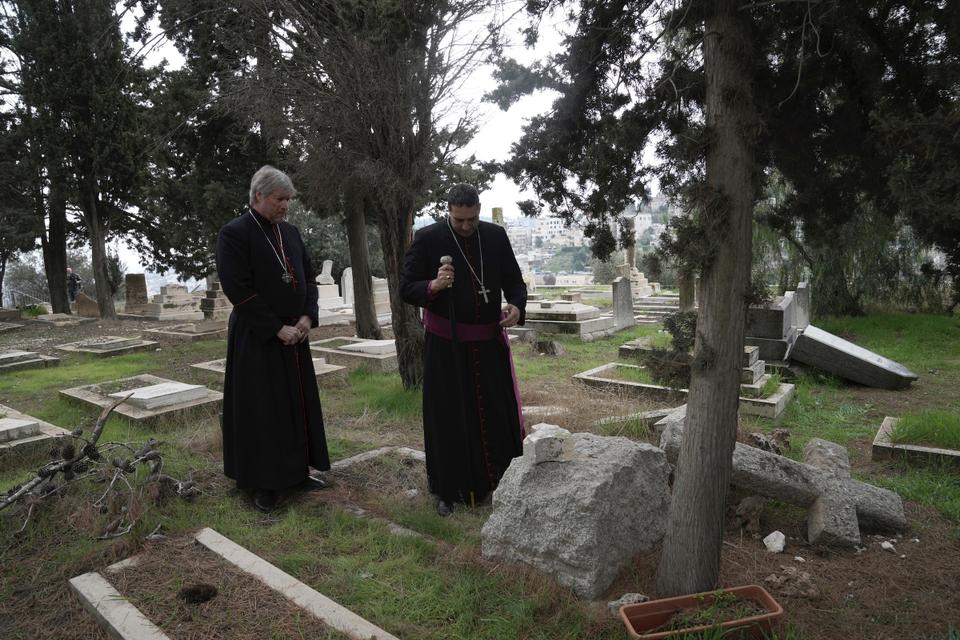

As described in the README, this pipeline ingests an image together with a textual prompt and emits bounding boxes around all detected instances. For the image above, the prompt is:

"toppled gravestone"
[481,423,671,598]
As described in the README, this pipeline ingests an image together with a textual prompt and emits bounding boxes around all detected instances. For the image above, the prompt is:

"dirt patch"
[608,501,960,640]
[108,535,346,639]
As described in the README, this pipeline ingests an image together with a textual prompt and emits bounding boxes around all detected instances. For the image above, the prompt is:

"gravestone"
[110,382,208,410]
[316,259,335,285]
[790,325,918,390]
[310,336,398,372]
[37,312,92,326]
[58,335,157,357]
[658,409,907,545]
[794,282,810,330]
[340,267,354,306]
[612,277,635,330]
[372,277,391,315]
[201,275,233,321]
[125,274,148,307]
[482,424,671,598]
[75,292,100,318]
[0,404,71,454]
[523,301,615,341]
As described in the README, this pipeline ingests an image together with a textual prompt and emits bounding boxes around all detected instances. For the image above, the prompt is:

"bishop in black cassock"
[400,184,527,515]
[216,166,330,512]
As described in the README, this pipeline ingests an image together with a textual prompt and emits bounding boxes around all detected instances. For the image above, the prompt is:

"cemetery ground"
[0,312,959,639]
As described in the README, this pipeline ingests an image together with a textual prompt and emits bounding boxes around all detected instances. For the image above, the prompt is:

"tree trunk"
[378,201,423,390]
[80,176,117,319]
[41,165,70,314]
[656,0,757,596]
[812,256,862,318]
[678,271,696,311]
[346,187,382,339]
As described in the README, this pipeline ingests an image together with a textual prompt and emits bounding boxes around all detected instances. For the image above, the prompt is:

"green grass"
[818,312,960,371]
[890,410,960,450]
[760,371,781,398]
[344,368,422,419]
[20,304,47,317]
[605,363,656,384]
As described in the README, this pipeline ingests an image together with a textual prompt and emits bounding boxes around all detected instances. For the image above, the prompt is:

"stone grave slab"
[872,416,960,468]
[526,301,601,322]
[144,320,228,342]
[338,339,396,355]
[745,325,798,361]
[0,417,41,443]
[575,363,795,419]
[0,321,23,333]
[0,404,70,457]
[482,425,671,598]
[745,293,796,340]
[0,349,60,373]
[0,307,21,320]
[109,382,207,410]
[790,325,918,390]
[191,357,347,384]
[35,312,95,327]
[658,410,907,546]
[612,277,636,330]
[60,374,222,424]
[57,335,158,357]
[310,337,398,372]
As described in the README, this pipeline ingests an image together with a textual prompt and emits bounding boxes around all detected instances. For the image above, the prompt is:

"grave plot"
[144,320,228,342]
[71,529,397,640]
[35,312,95,327]
[191,356,347,384]
[0,321,23,333]
[310,337,398,372]
[56,335,158,357]
[575,356,796,420]
[60,374,222,424]
[0,403,70,458]
[872,415,960,468]
[0,349,59,373]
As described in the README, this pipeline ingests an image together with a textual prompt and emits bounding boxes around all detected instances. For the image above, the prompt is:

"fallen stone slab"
[790,325,918,390]
[482,425,670,598]
[658,410,907,546]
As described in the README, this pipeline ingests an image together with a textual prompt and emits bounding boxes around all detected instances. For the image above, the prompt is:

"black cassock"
[400,219,527,504]
[216,209,330,492]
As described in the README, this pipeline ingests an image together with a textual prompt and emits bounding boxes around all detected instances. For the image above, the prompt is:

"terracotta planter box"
[619,585,783,639]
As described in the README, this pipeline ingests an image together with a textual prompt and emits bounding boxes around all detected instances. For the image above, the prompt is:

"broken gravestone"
[658,408,906,546]
[481,424,671,598]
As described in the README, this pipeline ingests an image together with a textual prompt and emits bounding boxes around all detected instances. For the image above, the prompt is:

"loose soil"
[108,535,347,640]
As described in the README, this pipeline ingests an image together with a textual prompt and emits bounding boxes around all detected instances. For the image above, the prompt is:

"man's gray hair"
[249,165,296,205]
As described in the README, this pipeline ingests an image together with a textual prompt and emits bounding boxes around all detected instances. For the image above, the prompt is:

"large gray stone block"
[790,325,918,390]
[481,432,670,598]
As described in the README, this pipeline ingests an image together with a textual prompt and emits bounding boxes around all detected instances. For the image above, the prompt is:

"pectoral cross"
[478,286,490,303]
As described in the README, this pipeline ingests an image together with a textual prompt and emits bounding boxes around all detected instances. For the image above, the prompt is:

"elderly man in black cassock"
[216,165,331,513]
[401,183,527,517]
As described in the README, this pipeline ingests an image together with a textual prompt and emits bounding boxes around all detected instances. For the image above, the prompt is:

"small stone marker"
[340,267,354,305]
[0,417,42,443]
[125,273,149,306]
[763,530,786,553]
[316,259,335,285]
[75,292,100,318]
[521,423,575,463]
[110,382,207,410]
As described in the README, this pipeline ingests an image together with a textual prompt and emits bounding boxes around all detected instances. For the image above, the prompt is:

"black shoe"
[300,474,331,492]
[436,499,453,517]
[253,489,277,513]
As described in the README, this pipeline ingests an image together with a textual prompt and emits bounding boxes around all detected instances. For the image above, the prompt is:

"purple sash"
[423,308,525,437]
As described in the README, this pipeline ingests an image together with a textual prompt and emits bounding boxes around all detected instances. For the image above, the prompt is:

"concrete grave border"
[309,336,398,372]
[872,416,960,468]
[575,362,795,420]
[70,528,400,640]
[143,322,228,342]
[56,336,158,358]
[0,322,23,333]
[190,357,347,385]
[60,374,222,424]
[34,313,96,327]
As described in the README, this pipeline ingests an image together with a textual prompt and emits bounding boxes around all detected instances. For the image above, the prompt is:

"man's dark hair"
[446,183,480,209]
